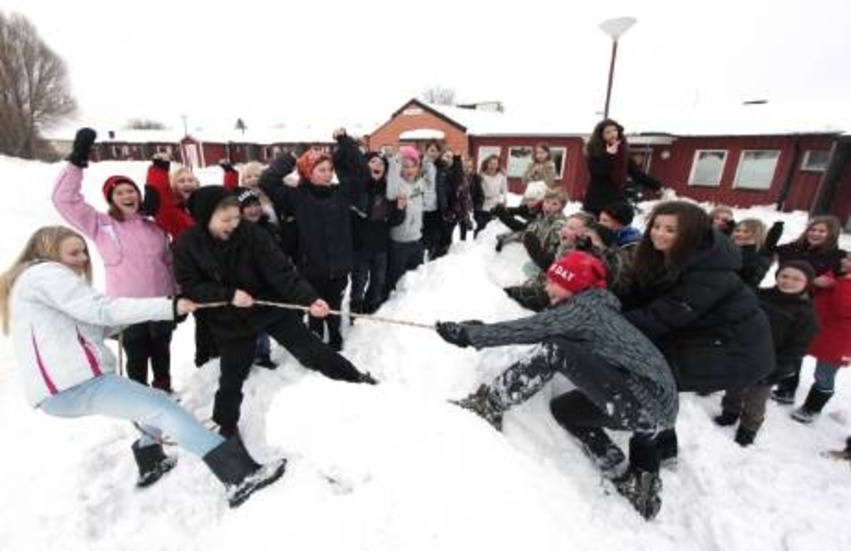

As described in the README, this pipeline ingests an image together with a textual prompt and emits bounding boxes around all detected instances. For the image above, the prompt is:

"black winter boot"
[734,427,757,447]
[253,355,279,370]
[356,371,378,385]
[203,437,287,508]
[656,428,678,467]
[451,384,505,430]
[771,375,799,405]
[791,386,834,424]
[614,437,662,520]
[713,411,740,427]
[132,440,177,488]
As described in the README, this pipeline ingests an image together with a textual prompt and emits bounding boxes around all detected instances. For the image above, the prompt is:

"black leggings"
[122,321,174,391]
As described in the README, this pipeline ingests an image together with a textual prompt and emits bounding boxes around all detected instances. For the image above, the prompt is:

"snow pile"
[0,156,850,551]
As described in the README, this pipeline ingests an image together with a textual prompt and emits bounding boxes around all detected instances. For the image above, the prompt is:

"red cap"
[102,175,140,204]
[546,251,608,294]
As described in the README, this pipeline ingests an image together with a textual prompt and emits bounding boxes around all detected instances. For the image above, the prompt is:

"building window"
[550,147,567,180]
[801,149,830,171]
[733,150,780,190]
[688,150,727,186]
[506,146,534,178]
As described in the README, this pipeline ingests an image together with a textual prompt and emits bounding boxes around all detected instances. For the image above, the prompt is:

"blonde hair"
[735,218,767,248]
[170,166,199,192]
[0,226,92,334]
[241,162,264,186]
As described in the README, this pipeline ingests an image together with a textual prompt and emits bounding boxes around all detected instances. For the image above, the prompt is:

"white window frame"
[549,147,568,180]
[506,146,534,178]
[688,149,727,187]
[800,149,830,172]
[733,149,780,190]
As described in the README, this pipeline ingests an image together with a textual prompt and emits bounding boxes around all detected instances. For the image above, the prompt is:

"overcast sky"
[4,0,850,133]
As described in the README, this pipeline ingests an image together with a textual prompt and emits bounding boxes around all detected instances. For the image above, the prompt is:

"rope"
[197,299,436,330]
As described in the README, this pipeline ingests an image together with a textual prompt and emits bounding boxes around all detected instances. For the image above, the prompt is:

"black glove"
[435,321,471,348]
[151,156,170,171]
[141,185,161,216]
[218,159,237,173]
[763,220,785,253]
[67,127,97,168]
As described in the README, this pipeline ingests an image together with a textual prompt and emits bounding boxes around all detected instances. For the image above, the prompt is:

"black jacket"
[583,155,661,216]
[756,287,819,382]
[173,222,318,342]
[333,137,405,253]
[619,230,774,392]
[738,244,772,289]
[434,155,464,216]
[260,151,358,279]
[258,155,300,259]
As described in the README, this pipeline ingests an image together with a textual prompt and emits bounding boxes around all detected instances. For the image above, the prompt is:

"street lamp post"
[600,16,637,119]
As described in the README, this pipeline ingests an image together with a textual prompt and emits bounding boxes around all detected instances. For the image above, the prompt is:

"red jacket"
[147,163,195,240]
[808,276,851,366]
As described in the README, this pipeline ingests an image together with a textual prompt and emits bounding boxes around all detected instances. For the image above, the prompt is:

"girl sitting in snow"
[0,225,285,508]
[436,251,678,520]
[521,143,558,189]
[52,128,179,393]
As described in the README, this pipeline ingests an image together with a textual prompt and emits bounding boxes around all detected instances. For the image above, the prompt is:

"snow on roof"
[625,98,851,137]
[400,129,445,140]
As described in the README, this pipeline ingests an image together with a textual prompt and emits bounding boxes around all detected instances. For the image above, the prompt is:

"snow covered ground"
[0,157,850,551]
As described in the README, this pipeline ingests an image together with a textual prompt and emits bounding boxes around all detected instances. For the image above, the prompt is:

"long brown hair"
[480,154,503,175]
[585,119,625,157]
[0,226,92,334]
[792,215,842,251]
[631,201,713,285]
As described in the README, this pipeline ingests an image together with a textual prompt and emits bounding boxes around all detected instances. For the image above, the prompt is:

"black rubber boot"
[713,411,740,427]
[613,437,662,520]
[567,425,626,475]
[791,386,833,424]
[656,428,678,466]
[203,437,287,508]
[734,427,757,447]
[132,440,177,488]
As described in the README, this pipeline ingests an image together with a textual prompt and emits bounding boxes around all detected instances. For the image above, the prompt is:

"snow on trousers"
[40,373,223,456]
[213,311,363,432]
[488,337,657,432]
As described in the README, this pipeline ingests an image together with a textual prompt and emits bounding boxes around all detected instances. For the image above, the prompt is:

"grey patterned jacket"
[463,288,678,428]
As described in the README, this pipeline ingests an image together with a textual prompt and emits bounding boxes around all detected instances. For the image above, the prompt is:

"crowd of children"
[3,121,849,520]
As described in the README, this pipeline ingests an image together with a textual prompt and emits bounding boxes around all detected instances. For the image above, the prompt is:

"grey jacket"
[464,288,678,428]
[386,154,427,243]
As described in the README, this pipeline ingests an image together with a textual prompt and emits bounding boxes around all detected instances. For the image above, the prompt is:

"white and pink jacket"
[10,262,175,406]
[52,164,176,298]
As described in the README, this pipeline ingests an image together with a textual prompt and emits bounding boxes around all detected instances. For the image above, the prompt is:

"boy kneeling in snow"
[174,186,374,438]
[435,251,678,520]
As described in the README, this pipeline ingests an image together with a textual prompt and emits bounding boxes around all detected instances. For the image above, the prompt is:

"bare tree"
[125,118,167,130]
[0,12,77,159]
[420,87,456,106]
[235,118,247,134]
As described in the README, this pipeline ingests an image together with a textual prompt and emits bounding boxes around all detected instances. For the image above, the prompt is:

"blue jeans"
[40,374,223,456]
[814,360,840,392]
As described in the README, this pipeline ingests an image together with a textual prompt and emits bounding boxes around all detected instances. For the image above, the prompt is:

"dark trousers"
[491,337,660,470]
[422,210,443,260]
[435,219,455,258]
[494,209,530,232]
[193,313,219,367]
[305,275,348,350]
[721,384,773,432]
[123,321,174,391]
[387,240,424,291]
[350,250,388,314]
[212,311,363,432]
[473,210,494,238]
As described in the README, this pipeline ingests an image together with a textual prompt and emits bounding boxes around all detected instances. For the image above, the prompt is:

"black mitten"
[141,185,161,216]
[67,128,97,168]
[435,322,471,348]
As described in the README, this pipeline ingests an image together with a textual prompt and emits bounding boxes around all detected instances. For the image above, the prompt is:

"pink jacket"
[52,164,176,298]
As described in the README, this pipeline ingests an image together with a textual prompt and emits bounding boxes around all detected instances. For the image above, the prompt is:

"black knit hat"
[777,260,816,288]
[186,185,236,227]
[601,200,635,226]
[235,186,261,209]
[364,151,389,176]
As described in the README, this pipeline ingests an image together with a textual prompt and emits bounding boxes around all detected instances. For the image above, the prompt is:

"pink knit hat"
[399,146,421,164]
